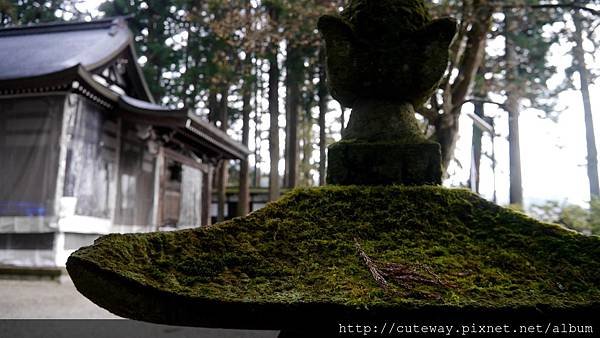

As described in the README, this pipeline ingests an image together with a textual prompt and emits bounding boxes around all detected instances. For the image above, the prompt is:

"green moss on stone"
[68,186,600,328]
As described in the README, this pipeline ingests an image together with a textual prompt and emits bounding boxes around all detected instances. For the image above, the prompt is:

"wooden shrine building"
[0,17,249,267]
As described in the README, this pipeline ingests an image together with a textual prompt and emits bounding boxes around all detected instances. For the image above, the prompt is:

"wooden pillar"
[238,156,250,216]
[216,159,228,222]
[152,146,164,230]
[54,94,77,217]
[201,165,213,226]
[111,117,123,225]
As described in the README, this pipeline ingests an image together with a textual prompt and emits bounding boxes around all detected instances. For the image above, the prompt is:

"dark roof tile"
[0,18,131,80]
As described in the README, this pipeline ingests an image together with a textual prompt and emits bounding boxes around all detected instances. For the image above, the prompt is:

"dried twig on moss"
[417,263,455,288]
[354,238,388,289]
[378,263,436,286]
[378,262,452,289]
[354,238,454,291]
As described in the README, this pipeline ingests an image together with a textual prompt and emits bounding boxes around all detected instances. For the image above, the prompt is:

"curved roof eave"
[117,94,186,127]
[83,19,132,73]
[184,115,251,160]
[84,18,155,103]
[118,95,250,160]
[0,64,80,93]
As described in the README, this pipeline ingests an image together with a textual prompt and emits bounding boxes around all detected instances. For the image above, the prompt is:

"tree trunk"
[340,107,346,135]
[217,86,229,221]
[507,104,523,206]
[434,113,461,171]
[182,24,192,108]
[434,0,492,172]
[469,100,484,193]
[268,50,281,201]
[505,7,523,206]
[573,9,600,199]
[254,59,262,188]
[318,47,328,186]
[238,71,251,216]
[208,87,219,123]
[302,103,313,185]
[469,65,489,193]
[284,46,302,188]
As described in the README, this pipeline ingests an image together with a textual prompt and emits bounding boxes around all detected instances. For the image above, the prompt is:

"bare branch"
[451,98,508,115]
[450,2,493,110]
[416,106,439,123]
[502,3,600,17]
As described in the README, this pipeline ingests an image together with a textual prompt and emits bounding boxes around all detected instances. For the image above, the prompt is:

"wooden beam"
[162,147,209,173]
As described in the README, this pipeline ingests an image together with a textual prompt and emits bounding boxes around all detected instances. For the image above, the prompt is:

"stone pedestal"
[327,141,442,186]
[326,100,442,186]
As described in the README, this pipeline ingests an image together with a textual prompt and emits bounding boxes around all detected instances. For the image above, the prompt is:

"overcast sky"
[447,18,600,209]
[447,85,600,208]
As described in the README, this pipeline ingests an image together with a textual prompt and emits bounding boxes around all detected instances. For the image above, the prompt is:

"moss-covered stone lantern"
[319,0,456,185]
[67,1,600,337]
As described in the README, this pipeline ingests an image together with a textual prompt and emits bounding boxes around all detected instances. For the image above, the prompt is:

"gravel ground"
[0,276,278,337]
[0,276,117,319]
